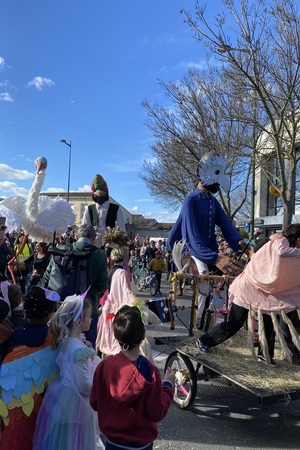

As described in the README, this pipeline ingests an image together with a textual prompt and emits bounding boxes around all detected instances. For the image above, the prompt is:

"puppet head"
[91,174,109,205]
[34,156,48,173]
[197,152,230,193]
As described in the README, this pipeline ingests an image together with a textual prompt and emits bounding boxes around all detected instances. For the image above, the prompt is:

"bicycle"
[136,271,159,296]
[131,259,148,284]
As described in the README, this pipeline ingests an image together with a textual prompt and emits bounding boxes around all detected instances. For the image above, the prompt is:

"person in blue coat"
[168,152,248,329]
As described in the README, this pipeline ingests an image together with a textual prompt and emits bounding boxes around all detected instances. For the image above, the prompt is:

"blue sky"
[0,0,222,223]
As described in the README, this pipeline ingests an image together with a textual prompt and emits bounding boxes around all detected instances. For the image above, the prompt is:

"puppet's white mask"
[197,152,230,193]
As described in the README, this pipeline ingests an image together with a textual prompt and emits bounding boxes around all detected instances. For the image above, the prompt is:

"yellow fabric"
[147,257,165,273]
[14,243,32,262]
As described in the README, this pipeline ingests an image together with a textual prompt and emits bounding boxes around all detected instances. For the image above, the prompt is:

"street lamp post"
[60,139,72,202]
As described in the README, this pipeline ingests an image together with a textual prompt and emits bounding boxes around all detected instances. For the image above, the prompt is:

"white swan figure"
[0,156,75,242]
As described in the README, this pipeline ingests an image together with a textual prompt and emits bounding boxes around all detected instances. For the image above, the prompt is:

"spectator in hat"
[147,250,166,295]
[43,224,108,349]
[82,174,125,248]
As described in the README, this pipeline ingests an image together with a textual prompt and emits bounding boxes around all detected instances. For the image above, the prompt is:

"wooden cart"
[152,274,300,409]
[155,333,300,409]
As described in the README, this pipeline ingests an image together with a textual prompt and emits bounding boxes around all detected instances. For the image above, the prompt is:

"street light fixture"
[60,139,72,202]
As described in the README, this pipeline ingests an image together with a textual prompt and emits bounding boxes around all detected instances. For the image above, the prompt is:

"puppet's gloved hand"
[216,253,244,276]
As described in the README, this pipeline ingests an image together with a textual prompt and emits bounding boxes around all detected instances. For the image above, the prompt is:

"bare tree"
[141,66,255,221]
[182,0,300,229]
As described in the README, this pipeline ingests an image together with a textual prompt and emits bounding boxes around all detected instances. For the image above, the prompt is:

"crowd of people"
[0,219,175,450]
[1,158,300,449]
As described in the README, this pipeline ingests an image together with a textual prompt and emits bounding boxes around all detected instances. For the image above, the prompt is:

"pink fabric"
[96,269,136,355]
[229,234,300,313]
[99,290,108,306]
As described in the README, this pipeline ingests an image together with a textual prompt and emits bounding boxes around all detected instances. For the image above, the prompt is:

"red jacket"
[90,352,173,446]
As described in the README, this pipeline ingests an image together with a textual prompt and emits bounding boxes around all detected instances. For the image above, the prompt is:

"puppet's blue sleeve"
[167,214,183,250]
[215,201,242,251]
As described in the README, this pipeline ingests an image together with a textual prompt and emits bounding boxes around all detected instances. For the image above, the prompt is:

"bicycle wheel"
[150,277,158,296]
[132,273,138,284]
[136,278,144,291]
[165,351,197,409]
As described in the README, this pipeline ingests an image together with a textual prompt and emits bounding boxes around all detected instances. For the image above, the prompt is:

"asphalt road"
[131,275,300,450]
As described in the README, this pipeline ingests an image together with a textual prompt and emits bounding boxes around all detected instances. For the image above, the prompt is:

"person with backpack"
[43,224,108,348]
[82,174,126,248]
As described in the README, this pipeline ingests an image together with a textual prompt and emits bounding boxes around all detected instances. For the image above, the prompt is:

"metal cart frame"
[154,274,300,409]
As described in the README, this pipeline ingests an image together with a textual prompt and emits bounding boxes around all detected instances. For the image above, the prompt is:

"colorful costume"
[229,234,300,313]
[90,352,173,447]
[33,337,101,450]
[0,344,59,450]
[96,269,135,355]
[200,233,300,362]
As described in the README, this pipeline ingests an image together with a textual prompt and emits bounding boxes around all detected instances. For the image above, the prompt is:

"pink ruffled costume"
[96,269,135,355]
[229,234,300,313]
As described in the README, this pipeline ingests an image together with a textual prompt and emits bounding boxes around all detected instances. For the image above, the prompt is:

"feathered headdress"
[102,226,130,250]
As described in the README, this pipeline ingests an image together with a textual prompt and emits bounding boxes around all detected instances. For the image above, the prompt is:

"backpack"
[47,243,95,300]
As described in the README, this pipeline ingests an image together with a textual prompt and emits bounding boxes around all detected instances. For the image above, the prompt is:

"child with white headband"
[33,293,104,450]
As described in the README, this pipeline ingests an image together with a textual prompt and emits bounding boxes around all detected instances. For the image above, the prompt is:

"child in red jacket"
[90,305,175,450]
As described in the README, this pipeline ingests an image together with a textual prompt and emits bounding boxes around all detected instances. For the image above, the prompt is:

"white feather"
[0,196,26,216]
[0,205,22,232]
[172,240,185,272]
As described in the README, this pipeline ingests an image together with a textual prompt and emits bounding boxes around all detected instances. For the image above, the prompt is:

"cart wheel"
[165,351,197,409]
[150,277,159,296]
[136,279,144,291]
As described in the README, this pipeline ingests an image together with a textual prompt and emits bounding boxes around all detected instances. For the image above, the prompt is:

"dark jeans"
[201,303,276,358]
[84,312,98,349]
[28,275,42,288]
[0,264,7,277]
[17,270,29,294]
[155,272,162,291]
